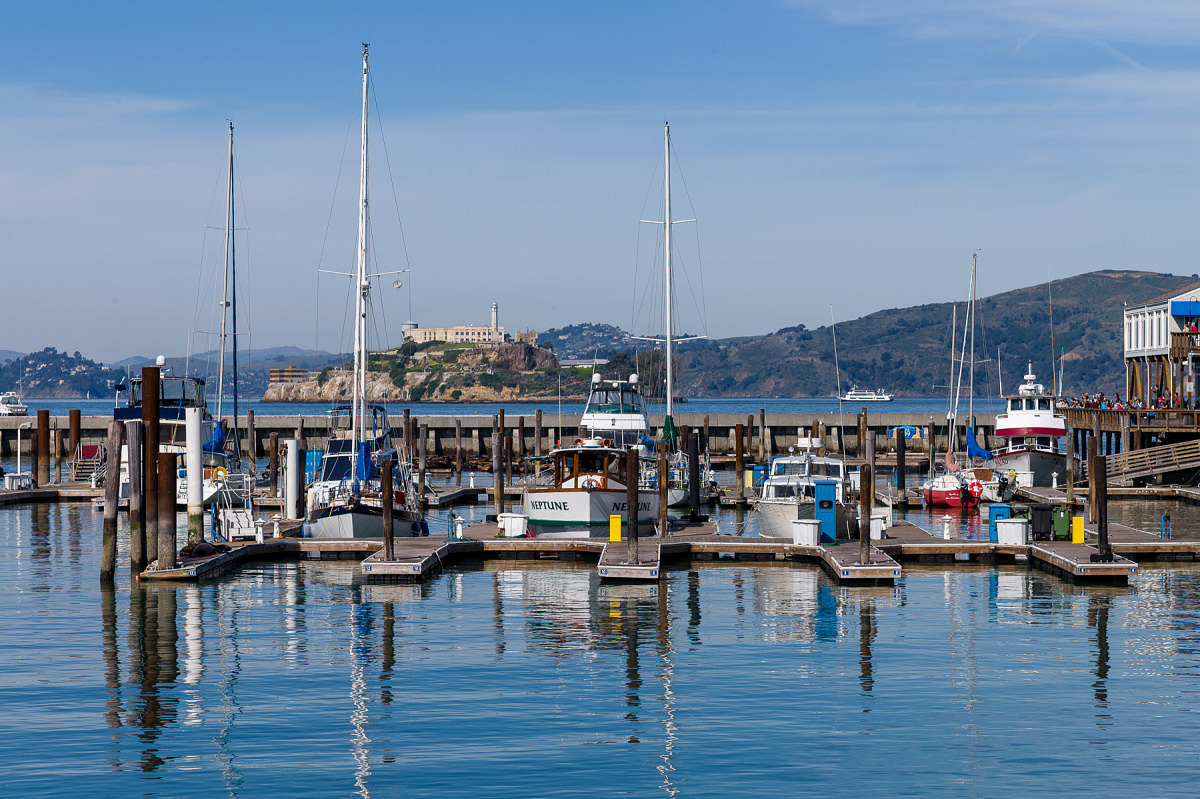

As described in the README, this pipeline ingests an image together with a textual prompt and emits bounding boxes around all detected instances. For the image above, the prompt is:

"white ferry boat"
[840,386,893,402]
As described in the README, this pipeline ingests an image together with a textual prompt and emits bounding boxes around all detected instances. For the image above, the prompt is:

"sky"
[5,1,1200,361]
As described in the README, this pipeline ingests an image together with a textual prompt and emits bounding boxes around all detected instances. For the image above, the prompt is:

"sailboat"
[178,122,250,508]
[303,46,424,540]
[922,252,1010,508]
[113,125,247,508]
[634,122,711,508]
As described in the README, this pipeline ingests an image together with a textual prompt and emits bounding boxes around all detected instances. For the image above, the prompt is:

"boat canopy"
[967,421,993,461]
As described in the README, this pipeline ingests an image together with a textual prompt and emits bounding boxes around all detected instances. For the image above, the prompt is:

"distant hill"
[111,347,349,395]
[545,270,1190,398]
[673,269,1190,398]
[0,350,24,365]
[0,347,122,398]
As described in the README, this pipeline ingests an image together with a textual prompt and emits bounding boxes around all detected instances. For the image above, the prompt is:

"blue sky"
[5,1,1200,360]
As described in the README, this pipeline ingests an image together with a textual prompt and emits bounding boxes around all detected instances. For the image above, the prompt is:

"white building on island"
[404,302,508,346]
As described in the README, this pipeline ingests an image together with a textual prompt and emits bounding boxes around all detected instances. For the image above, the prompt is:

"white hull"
[990,448,1071,488]
[525,488,659,538]
[755,497,858,540]
[303,505,424,539]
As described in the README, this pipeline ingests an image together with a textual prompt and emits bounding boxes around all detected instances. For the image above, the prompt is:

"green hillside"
[674,270,1192,398]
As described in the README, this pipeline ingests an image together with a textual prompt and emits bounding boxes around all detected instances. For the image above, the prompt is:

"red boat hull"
[924,486,980,508]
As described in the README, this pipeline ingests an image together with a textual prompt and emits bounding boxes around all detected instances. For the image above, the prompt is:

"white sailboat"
[634,122,711,507]
[178,122,250,508]
[303,45,423,540]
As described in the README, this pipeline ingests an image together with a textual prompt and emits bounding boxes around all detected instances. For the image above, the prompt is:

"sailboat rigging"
[303,45,424,540]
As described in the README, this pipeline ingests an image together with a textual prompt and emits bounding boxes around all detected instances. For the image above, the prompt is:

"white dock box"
[791,518,821,546]
[996,518,1029,546]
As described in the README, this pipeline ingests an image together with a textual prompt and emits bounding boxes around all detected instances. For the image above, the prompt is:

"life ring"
[581,477,601,490]
[214,467,228,481]
[601,438,612,447]
[968,480,983,497]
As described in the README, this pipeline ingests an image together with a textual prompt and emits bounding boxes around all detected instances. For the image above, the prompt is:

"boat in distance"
[840,386,893,402]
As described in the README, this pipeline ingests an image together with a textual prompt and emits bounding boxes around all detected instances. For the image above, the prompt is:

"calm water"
[7,501,1200,796]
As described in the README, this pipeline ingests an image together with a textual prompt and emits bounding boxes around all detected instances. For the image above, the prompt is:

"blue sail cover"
[355,442,377,482]
[967,421,993,461]
[203,420,226,455]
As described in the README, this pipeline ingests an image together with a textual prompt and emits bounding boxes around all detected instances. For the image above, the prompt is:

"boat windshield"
[127,377,205,408]
[318,452,354,482]
[585,388,645,415]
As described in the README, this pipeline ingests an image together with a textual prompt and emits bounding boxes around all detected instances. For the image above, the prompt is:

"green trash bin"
[1052,506,1071,540]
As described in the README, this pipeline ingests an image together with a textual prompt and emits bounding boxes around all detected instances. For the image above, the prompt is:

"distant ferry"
[840,386,893,402]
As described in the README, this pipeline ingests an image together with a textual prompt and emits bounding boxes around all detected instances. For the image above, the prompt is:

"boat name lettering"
[529,500,569,511]
[611,502,653,512]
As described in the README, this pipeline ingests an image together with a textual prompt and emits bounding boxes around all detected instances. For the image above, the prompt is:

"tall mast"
[664,122,674,418]
[968,250,976,423]
[352,45,370,454]
[217,122,233,420]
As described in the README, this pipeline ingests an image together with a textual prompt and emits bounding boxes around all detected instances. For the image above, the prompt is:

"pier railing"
[1066,407,1200,433]
[1104,438,1200,486]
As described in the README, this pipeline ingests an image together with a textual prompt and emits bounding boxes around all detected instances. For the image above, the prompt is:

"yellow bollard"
[1071,515,1084,544]
[609,514,622,542]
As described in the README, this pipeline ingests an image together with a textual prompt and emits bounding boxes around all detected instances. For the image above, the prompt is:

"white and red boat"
[989,365,1072,487]
[922,450,984,508]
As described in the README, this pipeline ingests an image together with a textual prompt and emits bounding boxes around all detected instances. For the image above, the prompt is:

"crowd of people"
[1062,391,1189,410]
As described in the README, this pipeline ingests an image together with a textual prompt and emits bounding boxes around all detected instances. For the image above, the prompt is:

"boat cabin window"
[771,461,808,476]
[1038,398,1051,410]
[127,378,203,408]
[1037,437,1051,448]
[588,389,643,414]
[808,462,843,479]
[318,453,353,482]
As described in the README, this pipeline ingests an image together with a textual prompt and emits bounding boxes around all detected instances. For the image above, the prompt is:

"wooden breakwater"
[0,411,996,459]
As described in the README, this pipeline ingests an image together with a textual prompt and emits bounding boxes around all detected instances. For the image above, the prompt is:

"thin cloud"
[786,1,1200,45]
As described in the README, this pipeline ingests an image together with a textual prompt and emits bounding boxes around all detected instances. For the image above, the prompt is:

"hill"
[0,348,123,398]
[670,269,1190,398]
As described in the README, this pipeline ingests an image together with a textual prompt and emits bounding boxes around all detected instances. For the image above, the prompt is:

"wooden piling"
[29,432,38,488]
[268,432,280,497]
[245,409,256,459]
[382,459,394,561]
[492,433,505,515]
[36,409,50,485]
[455,420,463,486]
[534,410,543,458]
[1093,453,1111,559]
[759,408,767,460]
[859,462,873,564]
[746,415,753,455]
[126,420,146,570]
[688,431,701,517]
[142,366,160,561]
[419,423,428,498]
[68,409,81,463]
[857,410,867,458]
[101,420,123,581]
[734,423,745,501]
[158,452,177,569]
[703,415,710,454]
[895,429,906,490]
[518,417,526,459]
[625,447,639,562]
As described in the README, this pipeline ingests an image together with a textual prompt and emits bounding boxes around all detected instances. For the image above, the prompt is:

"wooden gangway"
[1102,438,1200,485]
